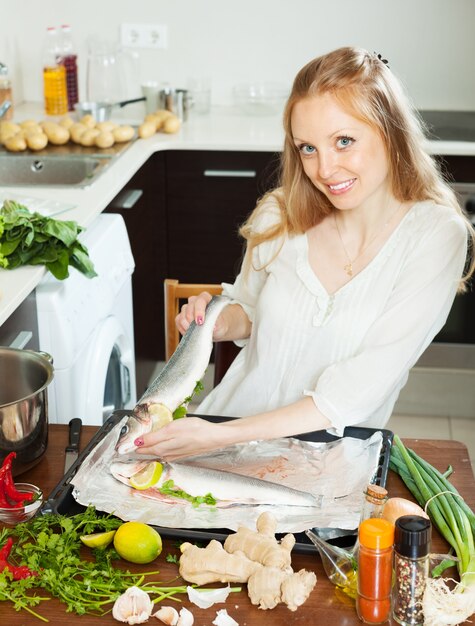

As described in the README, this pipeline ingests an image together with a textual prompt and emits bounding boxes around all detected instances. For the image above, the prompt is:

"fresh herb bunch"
[173,380,204,419]
[0,506,189,620]
[0,200,96,280]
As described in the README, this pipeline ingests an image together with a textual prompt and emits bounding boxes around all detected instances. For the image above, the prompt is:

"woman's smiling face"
[291,92,391,212]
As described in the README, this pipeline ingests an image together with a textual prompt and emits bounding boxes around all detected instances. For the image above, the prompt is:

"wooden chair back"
[164,279,240,387]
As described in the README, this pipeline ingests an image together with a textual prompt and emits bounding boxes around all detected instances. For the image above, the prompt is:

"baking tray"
[42,410,393,554]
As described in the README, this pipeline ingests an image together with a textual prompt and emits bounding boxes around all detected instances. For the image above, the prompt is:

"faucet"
[0,100,11,119]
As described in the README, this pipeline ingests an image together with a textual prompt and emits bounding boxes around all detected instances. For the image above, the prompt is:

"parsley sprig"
[159,479,217,508]
[172,380,204,419]
[0,506,190,620]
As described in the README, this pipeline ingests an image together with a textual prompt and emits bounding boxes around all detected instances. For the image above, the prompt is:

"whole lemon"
[113,521,162,564]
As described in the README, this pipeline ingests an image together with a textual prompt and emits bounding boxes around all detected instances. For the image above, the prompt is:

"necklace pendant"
[344,262,353,277]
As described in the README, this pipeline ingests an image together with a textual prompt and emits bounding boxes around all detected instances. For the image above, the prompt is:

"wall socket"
[120,23,168,49]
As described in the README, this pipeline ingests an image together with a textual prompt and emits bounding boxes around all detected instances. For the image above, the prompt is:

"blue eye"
[336,136,353,148]
[299,144,316,155]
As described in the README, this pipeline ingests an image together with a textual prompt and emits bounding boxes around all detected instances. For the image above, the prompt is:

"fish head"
[115,409,152,455]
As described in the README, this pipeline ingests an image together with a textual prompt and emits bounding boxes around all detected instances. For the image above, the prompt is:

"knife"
[64,418,82,474]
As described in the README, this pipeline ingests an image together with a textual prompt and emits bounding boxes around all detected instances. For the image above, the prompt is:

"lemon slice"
[80,529,117,548]
[149,403,173,430]
[130,461,164,490]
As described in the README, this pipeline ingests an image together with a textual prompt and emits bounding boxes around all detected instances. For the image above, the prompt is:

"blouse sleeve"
[221,196,284,344]
[308,208,468,435]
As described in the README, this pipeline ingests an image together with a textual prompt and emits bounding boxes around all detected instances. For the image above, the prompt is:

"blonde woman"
[136,47,474,460]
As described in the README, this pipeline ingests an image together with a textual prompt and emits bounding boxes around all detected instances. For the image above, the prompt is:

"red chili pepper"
[0,452,34,506]
[0,539,37,580]
[0,537,13,560]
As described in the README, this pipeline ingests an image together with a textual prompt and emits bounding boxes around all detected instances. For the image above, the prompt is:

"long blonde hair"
[240,46,474,286]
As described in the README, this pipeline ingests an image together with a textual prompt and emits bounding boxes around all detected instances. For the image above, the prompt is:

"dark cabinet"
[106,149,279,381]
[166,150,280,283]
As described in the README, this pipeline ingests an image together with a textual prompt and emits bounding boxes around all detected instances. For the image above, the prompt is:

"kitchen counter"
[1,103,475,327]
[0,426,474,624]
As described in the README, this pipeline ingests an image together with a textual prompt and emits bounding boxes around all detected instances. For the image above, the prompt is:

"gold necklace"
[334,204,403,277]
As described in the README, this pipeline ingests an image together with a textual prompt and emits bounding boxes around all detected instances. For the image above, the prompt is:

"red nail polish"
[197,316,204,325]
[134,437,144,447]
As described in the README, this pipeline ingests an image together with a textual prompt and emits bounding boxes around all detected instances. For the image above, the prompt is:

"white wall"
[1,0,474,111]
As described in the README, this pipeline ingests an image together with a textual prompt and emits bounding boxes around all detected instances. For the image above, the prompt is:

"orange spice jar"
[356,517,394,624]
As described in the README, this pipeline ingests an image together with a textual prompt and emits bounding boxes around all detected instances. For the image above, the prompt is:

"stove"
[418,110,475,142]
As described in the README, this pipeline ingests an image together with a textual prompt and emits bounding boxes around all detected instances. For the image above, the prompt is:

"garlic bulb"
[112,586,153,625]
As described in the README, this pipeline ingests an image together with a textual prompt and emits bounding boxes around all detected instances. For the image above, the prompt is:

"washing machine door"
[83,315,136,424]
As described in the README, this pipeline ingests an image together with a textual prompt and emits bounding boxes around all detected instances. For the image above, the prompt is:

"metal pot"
[74,97,146,122]
[0,348,54,476]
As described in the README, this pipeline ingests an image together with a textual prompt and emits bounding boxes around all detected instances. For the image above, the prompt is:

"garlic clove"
[112,586,153,625]
[153,605,179,625]
[176,607,194,626]
[212,609,239,626]
[187,585,231,608]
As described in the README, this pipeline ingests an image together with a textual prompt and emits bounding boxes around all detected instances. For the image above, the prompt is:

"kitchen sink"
[0,153,114,187]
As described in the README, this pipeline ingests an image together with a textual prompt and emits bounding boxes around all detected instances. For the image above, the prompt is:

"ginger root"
[179,513,317,611]
[179,539,261,585]
[224,511,295,569]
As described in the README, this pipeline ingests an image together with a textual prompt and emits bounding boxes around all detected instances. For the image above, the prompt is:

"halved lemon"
[80,529,117,548]
[130,461,164,490]
[149,403,173,430]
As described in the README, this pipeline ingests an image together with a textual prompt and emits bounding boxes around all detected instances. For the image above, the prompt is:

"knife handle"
[66,418,82,452]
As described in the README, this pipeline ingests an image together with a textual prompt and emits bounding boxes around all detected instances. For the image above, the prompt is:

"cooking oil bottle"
[42,26,68,116]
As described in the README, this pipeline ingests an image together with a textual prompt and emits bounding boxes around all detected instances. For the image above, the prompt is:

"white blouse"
[198,198,468,435]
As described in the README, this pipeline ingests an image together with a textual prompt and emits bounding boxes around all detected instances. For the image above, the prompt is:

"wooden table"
[1,425,474,625]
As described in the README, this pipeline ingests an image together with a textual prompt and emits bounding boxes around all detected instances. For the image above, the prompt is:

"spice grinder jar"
[0,347,53,476]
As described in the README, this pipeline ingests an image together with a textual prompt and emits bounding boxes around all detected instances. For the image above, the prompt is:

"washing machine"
[36,213,137,425]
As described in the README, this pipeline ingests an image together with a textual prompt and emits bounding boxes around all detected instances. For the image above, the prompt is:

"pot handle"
[9,331,33,349]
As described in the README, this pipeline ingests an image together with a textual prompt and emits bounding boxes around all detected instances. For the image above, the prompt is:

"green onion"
[390,435,475,625]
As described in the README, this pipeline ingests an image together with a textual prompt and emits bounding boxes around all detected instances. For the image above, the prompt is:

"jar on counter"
[356,517,394,624]
[392,515,431,626]
[0,62,13,120]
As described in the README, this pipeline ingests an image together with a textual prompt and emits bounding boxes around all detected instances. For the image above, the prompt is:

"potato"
[43,122,70,145]
[80,114,97,128]
[96,121,117,133]
[138,121,156,139]
[162,115,181,134]
[79,128,100,147]
[20,119,40,130]
[59,116,75,129]
[4,133,27,152]
[94,131,115,149]
[26,132,48,151]
[21,123,42,136]
[154,109,173,122]
[0,121,21,144]
[69,123,88,144]
[113,125,135,143]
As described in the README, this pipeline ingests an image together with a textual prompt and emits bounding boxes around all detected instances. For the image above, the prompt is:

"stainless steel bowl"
[0,348,53,475]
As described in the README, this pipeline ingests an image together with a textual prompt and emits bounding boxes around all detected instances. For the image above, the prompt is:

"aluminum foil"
[71,416,383,533]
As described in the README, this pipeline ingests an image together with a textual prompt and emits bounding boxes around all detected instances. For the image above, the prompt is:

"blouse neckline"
[296,201,421,298]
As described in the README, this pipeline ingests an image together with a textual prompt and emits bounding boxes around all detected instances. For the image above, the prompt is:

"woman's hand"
[175,291,228,340]
[134,416,233,460]
[175,292,251,342]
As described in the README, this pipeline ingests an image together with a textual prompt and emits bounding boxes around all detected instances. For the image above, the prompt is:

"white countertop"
[1,103,475,326]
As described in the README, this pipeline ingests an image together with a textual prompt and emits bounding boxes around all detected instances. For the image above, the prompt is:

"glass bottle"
[392,515,431,626]
[0,62,13,120]
[360,484,388,521]
[43,26,68,116]
[356,517,394,624]
[58,24,79,111]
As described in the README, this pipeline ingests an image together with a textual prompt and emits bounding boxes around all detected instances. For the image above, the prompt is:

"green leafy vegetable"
[166,554,178,564]
[172,380,204,419]
[159,479,217,508]
[0,200,96,280]
[0,506,191,620]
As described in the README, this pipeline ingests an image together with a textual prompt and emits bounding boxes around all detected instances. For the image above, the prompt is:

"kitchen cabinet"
[105,153,167,389]
[166,150,280,284]
[107,149,279,375]
[0,292,39,351]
